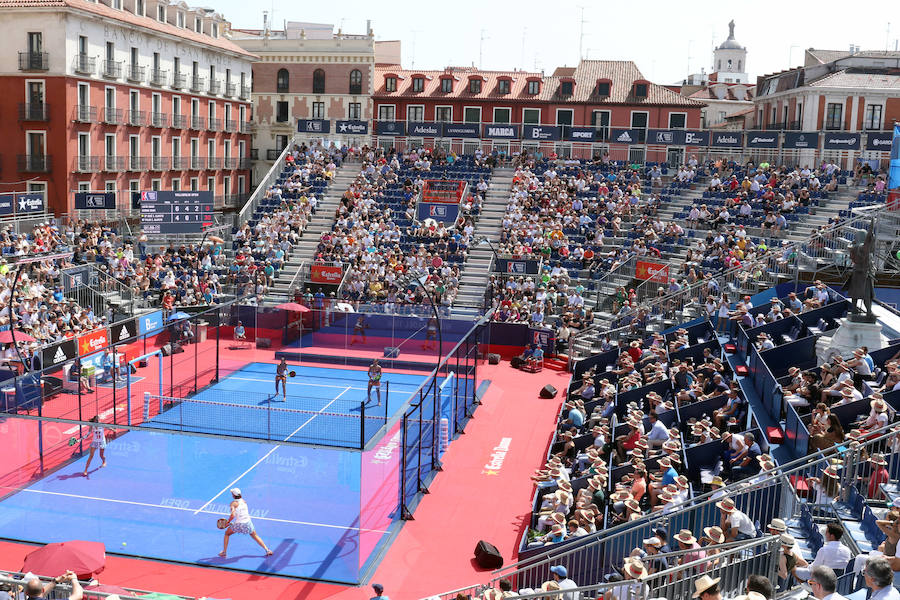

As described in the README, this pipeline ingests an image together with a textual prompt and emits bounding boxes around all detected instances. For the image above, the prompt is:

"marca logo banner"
[78,328,109,356]
[309,264,343,284]
[482,124,519,139]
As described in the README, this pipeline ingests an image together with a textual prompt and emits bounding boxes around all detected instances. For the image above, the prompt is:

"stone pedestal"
[815,318,887,365]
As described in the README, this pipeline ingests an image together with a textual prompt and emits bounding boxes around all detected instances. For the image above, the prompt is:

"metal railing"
[128,156,148,171]
[236,133,297,226]
[104,155,125,172]
[74,104,97,123]
[18,102,49,121]
[190,75,205,92]
[18,50,48,70]
[126,109,146,126]
[150,155,170,171]
[225,118,237,132]
[208,79,221,95]
[171,156,188,170]
[240,120,251,133]
[149,67,168,86]
[207,157,224,169]
[0,571,196,600]
[150,111,168,127]
[17,154,51,172]
[172,72,186,89]
[226,83,237,97]
[75,155,100,172]
[190,115,206,130]
[103,106,122,124]
[72,53,95,74]
[94,265,139,314]
[126,63,145,82]
[240,85,251,99]
[101,59,122,79]
[172,113,187,128]
[209,117,222,131]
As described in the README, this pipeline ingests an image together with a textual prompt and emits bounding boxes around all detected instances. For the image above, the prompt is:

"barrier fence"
[0,572,194,600]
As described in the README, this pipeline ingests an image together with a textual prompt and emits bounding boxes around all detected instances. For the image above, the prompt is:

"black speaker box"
[488,353,500,364]
[474,540,503,569]
[384,346,400,358]
[539,384,558,399]
[510,356,523,368]
[160,344,171,356]
[256,337,272,348]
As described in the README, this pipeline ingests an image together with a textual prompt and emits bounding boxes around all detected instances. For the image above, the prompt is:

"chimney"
[262,11,268,37]
[366,19,372,36]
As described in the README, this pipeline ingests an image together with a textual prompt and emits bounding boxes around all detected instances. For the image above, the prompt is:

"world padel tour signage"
[494,258,540,274]
[74,191,116,210]
[296,119,330,134]
[140,190,213,234]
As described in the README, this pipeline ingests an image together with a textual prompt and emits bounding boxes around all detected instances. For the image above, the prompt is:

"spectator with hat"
[549,565,578,600]
[370,583,389,600]
[718,497,756,541]
[692,575,722,600]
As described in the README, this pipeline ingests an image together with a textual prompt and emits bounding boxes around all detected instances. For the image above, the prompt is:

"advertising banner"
[636,260,670,283]
[865,132,893,151]
[42,338,77,370]
[710,132,744,148]
[296,119,331,134]
[683,130,710,146]
[783,132,819,149]
[482,124,519,139]
[407,122,442,136]
[376,121,406,136]
[529,327,555,356]
[745,131,779,148]
[522,125,562,141]
[443,123,480,138]
[647,129,686,145]
[417,202,460,223]
[109,318,138,344]
[823,132,861,150]
[138,310,165,337]
[309,263,344,285]
[335,120,369,135]
[567,127,596,143]
[610,129,641,144]
[494,258,541,274]
[888,125,900,211]
[77,328,109,357]
[74,192,116,210]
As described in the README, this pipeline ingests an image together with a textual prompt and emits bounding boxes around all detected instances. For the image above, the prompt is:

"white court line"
[0,487,389,534]
[192,385,353,515]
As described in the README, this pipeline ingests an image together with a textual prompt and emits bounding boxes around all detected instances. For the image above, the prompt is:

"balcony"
[103,107,122,124]
[239,121,251,134]
[208,118,222,131]
[18,154,51,172]
[75,155,100,173]
[250,148,258,160]
[224,157,237,169]
[190,76,205,93]
[224,193,249,208]
[18,102,49,121]
[150,112,168,128]
[171,156,188,170]
[189,156,203,170]
[74,105,97,123]
[149,156,170,171]
[128,156,148,171]
[102,59,123,79]
[225,83,237,98]
[787,120,801,131]
[207,157,223,169]
[240,85,251,100]
[240,158,252,169]
[72,54,96,75]
[18,51,48,71]
[149,68,168,86]
[172,72,186,90]
[225,119,237,132]
[266,149,281,160]
[190,115,206,130]
[126,110,146,126]
[126,64,145,83]
[104,155,125,172]
[172,114,187,128]
[825,122,844,131]
[208,80,221,95]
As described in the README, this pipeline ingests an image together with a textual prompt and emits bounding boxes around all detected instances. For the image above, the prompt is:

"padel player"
[367,358,383,406]
[350,315,367,345]
[219,487,273,558]
[275,357,288,402]
[423,317,438,350]
[83,416,107,476]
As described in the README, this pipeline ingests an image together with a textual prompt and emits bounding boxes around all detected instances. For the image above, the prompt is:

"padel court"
[0,363,438,583]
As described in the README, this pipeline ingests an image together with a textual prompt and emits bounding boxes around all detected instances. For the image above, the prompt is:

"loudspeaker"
[488,353,500,365]
[160,344,171,357]
[384,346,400,358]
[510,356,523,368]
[539,384,557,399]
[171,342,184,355]
[256,337,272,349]
[474,540,503,569]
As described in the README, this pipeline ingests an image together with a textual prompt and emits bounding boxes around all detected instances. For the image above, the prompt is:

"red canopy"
[275,302,310,313]
[22,540,106,579]
[0,330,36,344]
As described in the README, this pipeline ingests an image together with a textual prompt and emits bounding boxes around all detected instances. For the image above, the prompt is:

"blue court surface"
[0,363,428,582]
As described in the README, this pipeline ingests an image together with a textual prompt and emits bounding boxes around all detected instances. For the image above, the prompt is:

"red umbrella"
[85,584,133,595]
[275,302,310,313]
[22,540,106,579]
[0,330,36,344]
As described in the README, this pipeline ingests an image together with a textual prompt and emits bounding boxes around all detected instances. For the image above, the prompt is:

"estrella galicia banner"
[335,120,369,135]
[683,130,710,146]
[866,132,893,151]
[138,310,165,336]
[417,202,460,223]
[567,127,596,142]
[710,132,743,148]
[746,131,779,148]
[494,258,540,274]
[296,119,330,134]
[376,121,405,136]
[0,194,13,216]
[482,124,519,139]
[823,132,861,150]
[109,317,138,345]
[74,191,116,209]
[42,338,77,370]
[647,129,686,145]
[611,129,641,144]
[407,122,442,136]
[522,125,561,141]
[16,193,45,214]
[783,132,819,149]
[529,326,555,356]
[443,123,480,138]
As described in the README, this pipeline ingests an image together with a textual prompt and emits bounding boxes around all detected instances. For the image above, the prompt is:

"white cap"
[230,487,241,497]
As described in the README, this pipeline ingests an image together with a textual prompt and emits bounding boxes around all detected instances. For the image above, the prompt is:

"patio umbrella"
[0,330,36,344]
[22,540,106,579]
[85,584,134,596]
[166,311,190,321]
[275,302,310,313]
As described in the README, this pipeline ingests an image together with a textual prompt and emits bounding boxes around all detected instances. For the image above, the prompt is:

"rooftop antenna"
[520,27,527,68]
[578,6,587,61]
[479,29,489,68]
[410,29,420,68]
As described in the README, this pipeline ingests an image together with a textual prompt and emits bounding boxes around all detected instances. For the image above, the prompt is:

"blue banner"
[376,121,405,136]
[522,125,561,141]
[611,129,641,144]
[74,191,116,209]
[783,131,819,149]
[407,122,442,137]
[296,119,331,134]
[683,130,710,146]
[866,132,893,151]
[482,124,519,139]
[138,310,165,336]
[710,132,743,147]
[567,127,596,142]
[335,120,368,135]
[16,193,45,214]
[746,131,779,148]
[647,129,686,145]
[823,132,861,150]
[889,124,900,209]
[417,202,460,223]
[529,326,555,356]
[443,123,480,138]
[494,258,540,274]
[0,194,13,216]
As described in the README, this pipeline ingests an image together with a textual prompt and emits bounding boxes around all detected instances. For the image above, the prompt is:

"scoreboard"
[140,191,213,234]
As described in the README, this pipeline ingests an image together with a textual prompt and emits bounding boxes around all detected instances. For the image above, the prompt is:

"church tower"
[713,20,748,83]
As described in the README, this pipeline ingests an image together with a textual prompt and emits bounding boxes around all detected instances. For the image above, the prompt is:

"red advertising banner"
[422,180,466,204]
[635,260,670,284]
[309,263,343,284]
[77,327,109,356]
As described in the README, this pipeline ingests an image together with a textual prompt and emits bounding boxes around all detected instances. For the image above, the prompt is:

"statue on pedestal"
[845,218,876,321]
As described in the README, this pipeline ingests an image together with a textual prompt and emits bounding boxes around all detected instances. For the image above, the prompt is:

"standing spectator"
[371,583,390,600]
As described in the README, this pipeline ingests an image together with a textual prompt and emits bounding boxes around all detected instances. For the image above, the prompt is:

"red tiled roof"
[374,66,544,100]
[687,84,755,102]
[0,0,256,57]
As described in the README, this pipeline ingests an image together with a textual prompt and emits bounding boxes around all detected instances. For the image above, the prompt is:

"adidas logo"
[617,132,633,142]
[53,347,67,363]
[118,326,130,341]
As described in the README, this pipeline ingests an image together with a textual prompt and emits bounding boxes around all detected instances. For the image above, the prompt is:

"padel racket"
[68,437,77,446]
[289,370,296,377]
[216,518,229,529]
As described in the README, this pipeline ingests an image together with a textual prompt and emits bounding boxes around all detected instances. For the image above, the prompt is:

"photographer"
[22,571,82,600]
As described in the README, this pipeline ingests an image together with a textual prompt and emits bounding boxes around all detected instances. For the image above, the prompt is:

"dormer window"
[634,83,648,98]
[595,81,610,97]
[469,78,482,94]
[211,22,218,38]
[498,79,510,95]
[441,78,453,93]
[560,81,573,96]
[385,76,397,92]
[194,17,201,33]
[527,80,540,95]
[156,4,165,21]
[412,76,424,92]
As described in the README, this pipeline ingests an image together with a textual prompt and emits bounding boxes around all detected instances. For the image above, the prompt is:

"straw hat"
[872,399,888,413]
[642,536,662,548]
[703,526,725,544]
[870,453,888,466]
[788,366,800,376]
[823,464,841,479]
[624,498,641,513]
[768,518,787,532]
[624,558,648,580]
[611,490,633,502]
[716,497,737,512]
[550,524,564,535]
[675,529,697,545]
[780,533,796,547]
[692,575,721,599]
[710,475,725,487]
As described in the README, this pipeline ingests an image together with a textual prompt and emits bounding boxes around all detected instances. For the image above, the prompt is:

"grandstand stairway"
[452,166,515,315]
[268,160,360,299]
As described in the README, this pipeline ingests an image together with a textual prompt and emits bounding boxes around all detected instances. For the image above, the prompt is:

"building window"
[275,135,288,151]
[276,101,288,122]
[312,69,325,94]
[463,107,481,123]
[378,105,395,121]
[527,80,540,95]
[498,79,510,95]
[385,76,396,92]
[668,113,686,129]
[134,0,144,15]
[560,81,573,96]
[407,105,424,121]
[493,107,511,123]
[436,106,452,122]
[441,78,453,93]
[595,81,610,96]
[633,83,648,98]
[156,5,165,21]
[312,101,325,119]
[468,78,481,94]
[412,77,424,92]
[349,69,362,94]
[825,103,843,130]
[276,69,289,93]
[348,102,361,120]
[864,104,882,130]
[523,108,541,124]
[591,110,610,140]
